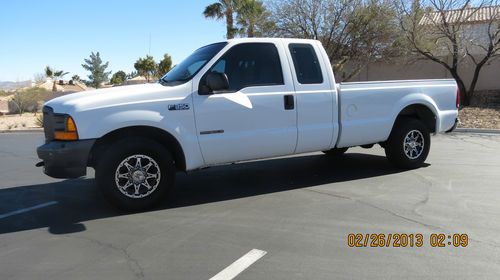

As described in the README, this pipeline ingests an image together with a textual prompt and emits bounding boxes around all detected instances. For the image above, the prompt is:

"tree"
[9,87,48,114]
[134,55,157,82]
[127,71,139,79]
[44,66,69,91]
[81,52,111,89]
[269,0,400,81]
[204,0,239,39]
[157,54,173,78]
[236,0,275,37]
[110,71,127,85]
[71,75,81,82]
[397,0,500,105]
[10,92,29,115]
[33,73,46,84]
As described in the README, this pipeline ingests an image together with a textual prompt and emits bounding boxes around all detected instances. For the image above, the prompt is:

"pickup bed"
[37,38,459,209]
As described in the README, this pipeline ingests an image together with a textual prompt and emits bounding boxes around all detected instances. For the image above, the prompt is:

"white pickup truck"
[37,38,459,209]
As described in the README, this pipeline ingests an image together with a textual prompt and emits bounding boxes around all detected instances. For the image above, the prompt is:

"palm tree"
[236,0,273,38]
[45,66,69,92]
[203,0,238,39]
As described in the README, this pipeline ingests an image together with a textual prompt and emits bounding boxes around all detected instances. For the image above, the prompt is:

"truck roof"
[226,37,321,45]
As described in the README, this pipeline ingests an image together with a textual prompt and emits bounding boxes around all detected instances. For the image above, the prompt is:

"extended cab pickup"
[37,38,459,209]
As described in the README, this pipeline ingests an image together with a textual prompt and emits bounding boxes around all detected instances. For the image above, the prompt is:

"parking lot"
[1,132,500,279]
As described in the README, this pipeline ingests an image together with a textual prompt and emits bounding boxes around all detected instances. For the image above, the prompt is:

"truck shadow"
[0,153,426,235]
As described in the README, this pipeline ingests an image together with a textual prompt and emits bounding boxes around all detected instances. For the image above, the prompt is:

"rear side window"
[209,43,284,91]
[289,44,323,84]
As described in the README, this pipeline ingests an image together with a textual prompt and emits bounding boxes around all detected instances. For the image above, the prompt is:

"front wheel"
[95,137,176,210]
[384,118,430,169]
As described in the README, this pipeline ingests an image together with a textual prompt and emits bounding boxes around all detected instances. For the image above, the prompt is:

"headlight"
[53,114,79,141]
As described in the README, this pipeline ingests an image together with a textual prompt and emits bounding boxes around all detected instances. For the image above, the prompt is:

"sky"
[0,0,227,82]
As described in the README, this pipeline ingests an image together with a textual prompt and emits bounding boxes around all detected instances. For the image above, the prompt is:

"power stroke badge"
[168,104,190,111]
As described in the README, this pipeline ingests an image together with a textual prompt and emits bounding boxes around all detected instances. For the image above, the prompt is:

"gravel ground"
[0,114,41,131]
[458,107,500,129]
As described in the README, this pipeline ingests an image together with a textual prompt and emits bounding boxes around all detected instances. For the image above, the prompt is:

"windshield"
[160,42,227,85]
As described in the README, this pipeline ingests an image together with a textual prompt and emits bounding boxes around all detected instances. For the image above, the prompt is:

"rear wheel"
[322,147,348,157]
[384,118,430,169]
[95,137,175,210]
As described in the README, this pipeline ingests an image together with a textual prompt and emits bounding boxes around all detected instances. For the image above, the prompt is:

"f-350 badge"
[168,104,190,111]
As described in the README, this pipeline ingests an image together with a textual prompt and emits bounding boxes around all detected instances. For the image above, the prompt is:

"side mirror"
[205,72,229,93]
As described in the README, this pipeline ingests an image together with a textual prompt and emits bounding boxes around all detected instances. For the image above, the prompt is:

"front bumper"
[37,139,95,179]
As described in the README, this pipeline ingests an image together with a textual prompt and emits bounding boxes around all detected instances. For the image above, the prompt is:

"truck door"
[192,42,297,165]
[285,42,337,153]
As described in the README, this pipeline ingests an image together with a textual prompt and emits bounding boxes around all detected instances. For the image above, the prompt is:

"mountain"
[0,80,32,91]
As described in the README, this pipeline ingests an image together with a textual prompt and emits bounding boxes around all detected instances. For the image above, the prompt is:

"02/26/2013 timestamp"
[347,233,469,248]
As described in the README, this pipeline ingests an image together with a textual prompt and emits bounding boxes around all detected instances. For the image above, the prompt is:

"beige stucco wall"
[348,56,500,91]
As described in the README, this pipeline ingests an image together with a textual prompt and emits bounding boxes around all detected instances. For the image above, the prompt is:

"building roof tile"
[420,5,500,25]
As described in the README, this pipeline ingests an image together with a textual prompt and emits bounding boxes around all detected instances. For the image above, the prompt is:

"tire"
[384,118,430,169]
[95,137,176,210]
[322,147,348,157]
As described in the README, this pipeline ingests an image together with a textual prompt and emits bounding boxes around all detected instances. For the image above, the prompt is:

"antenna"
[148,33,151,55]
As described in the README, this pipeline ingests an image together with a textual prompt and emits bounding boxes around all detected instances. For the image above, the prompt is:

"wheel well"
[395,104,436,133]
[88,126,186,172]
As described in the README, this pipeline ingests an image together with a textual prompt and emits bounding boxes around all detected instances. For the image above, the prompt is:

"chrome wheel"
[403,130,424,159]
[115,154,161,199]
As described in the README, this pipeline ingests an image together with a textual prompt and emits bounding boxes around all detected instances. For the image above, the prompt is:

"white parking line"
[0,201,58,219]
[209,249,267,280]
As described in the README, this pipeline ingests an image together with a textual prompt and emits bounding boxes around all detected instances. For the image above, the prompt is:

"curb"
[0,128,43,133]
[454,128,500,134]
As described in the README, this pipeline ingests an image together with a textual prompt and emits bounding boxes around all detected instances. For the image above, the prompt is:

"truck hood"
[45,83,190,114]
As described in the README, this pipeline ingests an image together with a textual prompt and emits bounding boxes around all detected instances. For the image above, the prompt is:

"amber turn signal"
[66,116,77,132]
[54,116,78,141]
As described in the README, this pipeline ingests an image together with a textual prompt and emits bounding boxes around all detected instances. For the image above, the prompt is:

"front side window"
[207,43,284,92]
[289,44,323,84]
[160,42,227,85]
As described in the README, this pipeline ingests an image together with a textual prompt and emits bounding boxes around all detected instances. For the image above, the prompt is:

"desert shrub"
[0,90,12,97]
[35,113,44,127]
[23,87,51,100]
[9,92,37,114]
[8,87,50,114]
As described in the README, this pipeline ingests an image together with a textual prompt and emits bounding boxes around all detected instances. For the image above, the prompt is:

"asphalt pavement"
[1,132,500,280]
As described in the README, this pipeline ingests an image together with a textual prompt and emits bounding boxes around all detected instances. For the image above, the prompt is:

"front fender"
[74,107,204,171]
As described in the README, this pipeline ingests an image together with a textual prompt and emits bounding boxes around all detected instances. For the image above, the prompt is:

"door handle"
[284,95,294,110]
